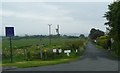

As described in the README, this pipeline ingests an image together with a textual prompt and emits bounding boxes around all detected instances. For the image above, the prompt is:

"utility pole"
[48,24,52,45]
[56,25,60,36]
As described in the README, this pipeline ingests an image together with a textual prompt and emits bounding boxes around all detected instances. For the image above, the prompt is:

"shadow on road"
[79,42,118,61]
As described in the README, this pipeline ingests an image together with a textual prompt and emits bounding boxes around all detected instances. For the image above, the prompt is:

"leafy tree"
[104,1,120,56]
[89,28,96,36]
[104,1,120,40]
[89,28,105,40]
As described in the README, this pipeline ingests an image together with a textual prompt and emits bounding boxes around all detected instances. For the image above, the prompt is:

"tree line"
[104,1,120,57]
[89,1,120,58]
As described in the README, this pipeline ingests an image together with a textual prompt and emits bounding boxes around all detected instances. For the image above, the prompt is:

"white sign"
[64,50,67,53]
[53,49,57,53]
[94,40,97,43]
[76,49,78,53]
[68,50,71,53]
[64,50,71,56]
[64,50,71,53]
[58,49,62,53]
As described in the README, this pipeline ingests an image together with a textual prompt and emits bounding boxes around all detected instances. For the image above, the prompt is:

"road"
[7,42,119,71]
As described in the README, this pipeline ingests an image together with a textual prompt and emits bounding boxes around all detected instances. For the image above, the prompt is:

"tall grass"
[2,37,86,63]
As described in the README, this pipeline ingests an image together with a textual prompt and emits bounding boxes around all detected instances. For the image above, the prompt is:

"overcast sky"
[1,2,111,36]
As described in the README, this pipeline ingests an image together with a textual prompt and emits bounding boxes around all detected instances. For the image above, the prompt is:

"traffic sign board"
[5,27,14,37]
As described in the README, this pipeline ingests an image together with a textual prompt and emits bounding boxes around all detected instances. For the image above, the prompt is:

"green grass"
[2,57,79,68]
[2,37,81,49]
[2,37,87,66]
[0,63,2,66]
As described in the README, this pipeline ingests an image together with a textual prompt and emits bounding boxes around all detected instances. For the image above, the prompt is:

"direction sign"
[53,49,57,53]
[5,27,14,63]
[64,50,71,53]
[5,27,14,37]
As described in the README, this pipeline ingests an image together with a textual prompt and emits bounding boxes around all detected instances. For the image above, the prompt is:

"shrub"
[96,36,108,49]
[63,40,84,50]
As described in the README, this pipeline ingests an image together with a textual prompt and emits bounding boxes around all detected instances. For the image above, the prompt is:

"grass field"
[2,37,83,49]
[2,36,87,67]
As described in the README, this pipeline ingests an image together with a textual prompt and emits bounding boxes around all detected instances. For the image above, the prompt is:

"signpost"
[53,49,57,53]
[58,49,62,53]
[5,27,14,63]
[64,50,71,56]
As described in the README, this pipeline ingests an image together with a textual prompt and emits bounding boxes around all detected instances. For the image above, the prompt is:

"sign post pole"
[5,27,14,63]
[9,36,13,63]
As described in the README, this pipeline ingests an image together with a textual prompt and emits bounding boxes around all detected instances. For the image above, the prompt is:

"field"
[2,36,87,67]
[2,37,83,49]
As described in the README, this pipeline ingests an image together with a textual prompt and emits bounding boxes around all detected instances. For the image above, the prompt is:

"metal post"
[39,35,43,59]
[40,47,42,59]
[57,25,59,35]
[40,44,43,59]
[48,24,52,45]
[9,37,13,63]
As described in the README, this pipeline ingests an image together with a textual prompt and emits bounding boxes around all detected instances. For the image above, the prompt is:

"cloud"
[2,2,109,36]
[2,0,113,2]
[2,2,73,21]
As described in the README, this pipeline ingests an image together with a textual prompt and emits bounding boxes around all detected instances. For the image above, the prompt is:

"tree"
[104,1,120,56]
[104,1,120,40]
[89,28,105,40]
[89,28,96,36]
[79,34,85,38]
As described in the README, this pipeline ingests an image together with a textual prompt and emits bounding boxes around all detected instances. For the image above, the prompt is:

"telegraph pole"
[56,25,60,36]
[48,24,52,45]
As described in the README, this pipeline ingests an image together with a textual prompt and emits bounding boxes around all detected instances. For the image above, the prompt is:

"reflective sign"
[5,27,14,37]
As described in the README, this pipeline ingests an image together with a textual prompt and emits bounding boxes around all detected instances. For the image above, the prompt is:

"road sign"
[76,49,78,53]
[58,49,62,53]
[64,50,71,56]
[64,50,71,53]
[5,27,14,37]
[5,27,14,63]
[53,49,57,53]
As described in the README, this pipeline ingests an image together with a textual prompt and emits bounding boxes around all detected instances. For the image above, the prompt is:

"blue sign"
[5,27,14,37]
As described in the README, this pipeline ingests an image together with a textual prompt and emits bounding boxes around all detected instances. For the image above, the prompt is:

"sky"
[0,1,112,36]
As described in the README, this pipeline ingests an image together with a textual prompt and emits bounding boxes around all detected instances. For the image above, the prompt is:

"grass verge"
[2,57,79,68]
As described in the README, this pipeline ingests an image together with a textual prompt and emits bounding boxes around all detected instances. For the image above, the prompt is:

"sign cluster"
[52,48,74,56]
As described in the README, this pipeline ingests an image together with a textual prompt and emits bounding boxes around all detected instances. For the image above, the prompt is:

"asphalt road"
[7,42,119,71]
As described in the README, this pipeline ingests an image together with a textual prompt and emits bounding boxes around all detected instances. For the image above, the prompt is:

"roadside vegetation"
[104,1,120,58]
[2,35,87,68]
[88,1,120,59]
[2,58,79,68]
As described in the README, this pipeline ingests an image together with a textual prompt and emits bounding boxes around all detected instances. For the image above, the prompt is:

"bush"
[96,36,108,49]
[63,40,84,50]
[112,41,120,57]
